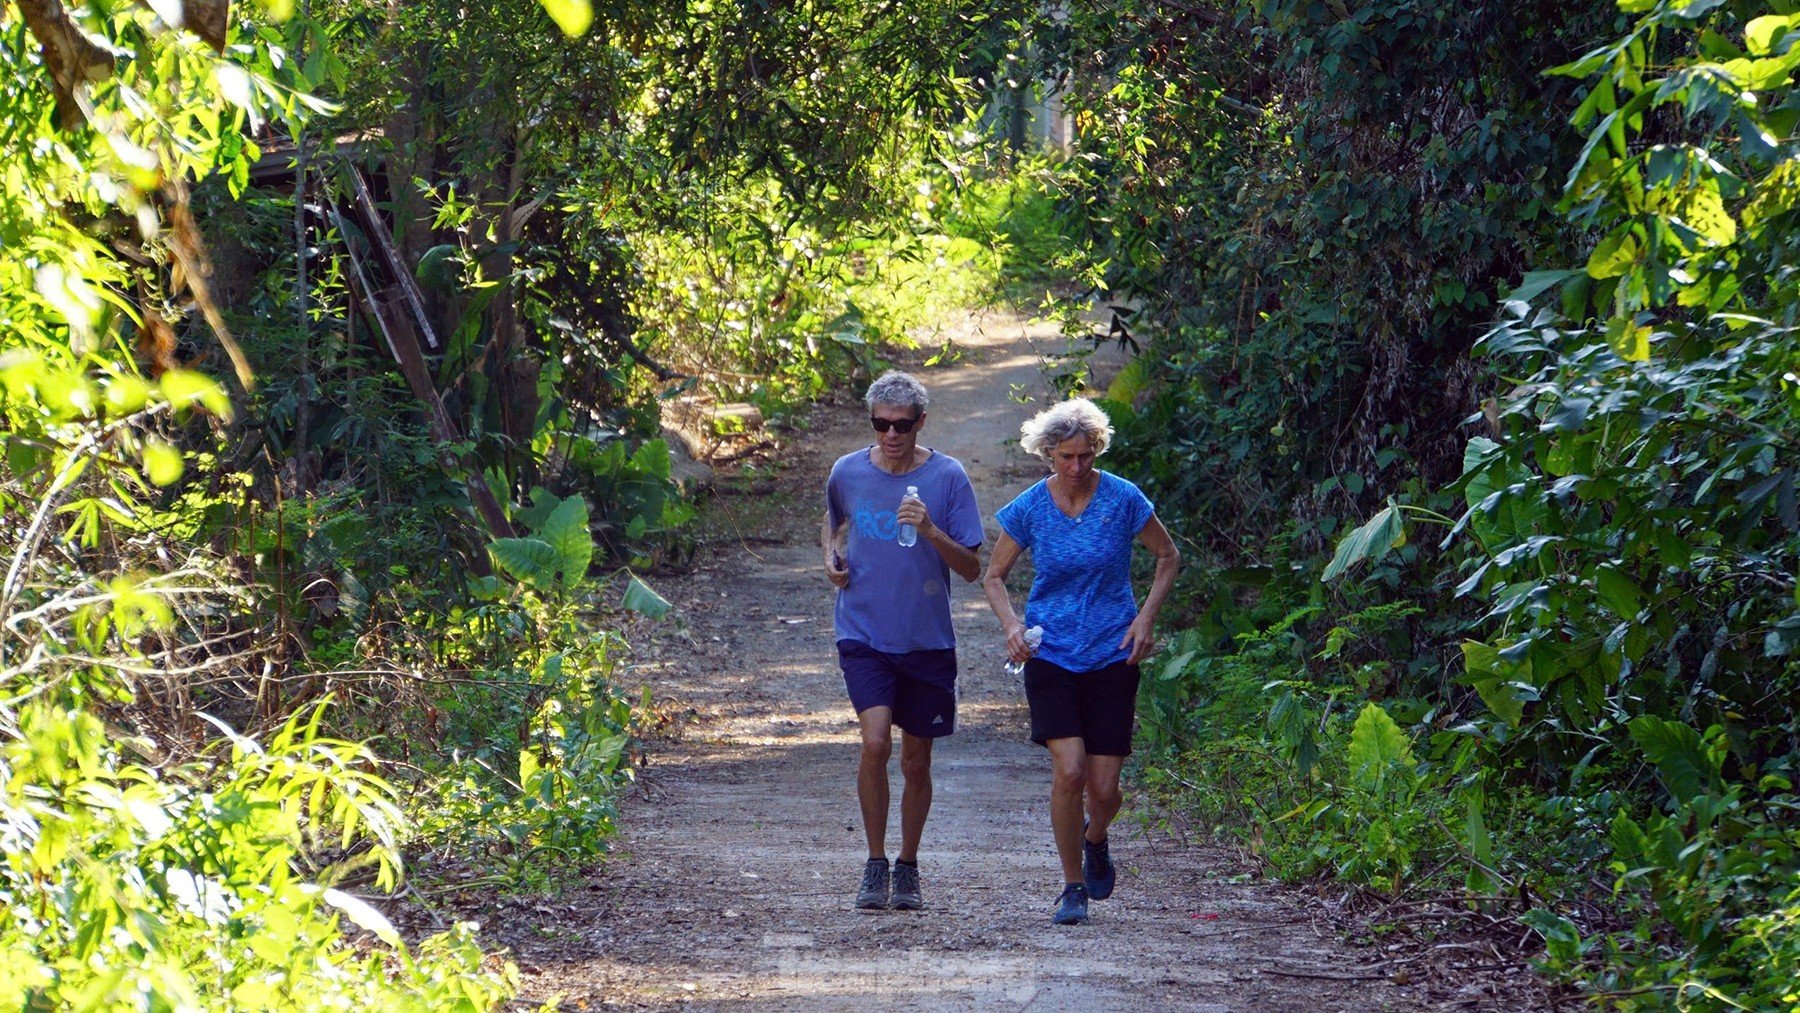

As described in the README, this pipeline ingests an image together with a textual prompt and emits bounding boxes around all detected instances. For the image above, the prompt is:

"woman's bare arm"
[1120,514,1180,664]
[983,532,1034,661]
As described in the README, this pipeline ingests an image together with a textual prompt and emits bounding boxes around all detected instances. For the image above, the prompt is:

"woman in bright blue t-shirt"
[983,397,1180,926]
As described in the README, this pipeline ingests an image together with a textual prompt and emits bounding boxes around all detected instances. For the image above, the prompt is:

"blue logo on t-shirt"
[854,506,900,541]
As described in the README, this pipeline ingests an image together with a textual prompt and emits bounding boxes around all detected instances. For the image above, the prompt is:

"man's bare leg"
[857,706,895,859]
[897,731,934,863]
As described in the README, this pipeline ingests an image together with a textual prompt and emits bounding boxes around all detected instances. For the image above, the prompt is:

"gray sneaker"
[855,858,890,909]
[891,861,922,910]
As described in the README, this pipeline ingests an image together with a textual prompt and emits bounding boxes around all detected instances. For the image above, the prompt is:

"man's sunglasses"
[870,415,921,434]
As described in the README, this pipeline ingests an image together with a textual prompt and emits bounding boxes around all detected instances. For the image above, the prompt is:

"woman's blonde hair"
[1020,397,1113,459]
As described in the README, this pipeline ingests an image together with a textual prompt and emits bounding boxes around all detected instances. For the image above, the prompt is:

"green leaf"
[159,369,234,420]
[1609,811,1651,864]
[630,439,672,480]
[1505,270,1579,305]
[1628,716,1723,803]
[1107,357,1152,404]
[538,495,593,585]
[1321,505,1405,582]
[1466,793,1494,867]
[1462,437,1500,475]
[514,486,564,532]
[108,576,173,635]
[1347,702,1416,790]
[622,572,671,619]
[1585,229,1640,279]
[1675,0,1725,17]
[142,441,183,487]
[1605,318,1651,362]
[104,375,153,414]
[1746,14,1798,56]
[539,0,592,37]
[1520,909,1582,964]
[1462,640,1526,726]
[320,888,401,947]
[489,537,560,591]
[1595,566,1644,619]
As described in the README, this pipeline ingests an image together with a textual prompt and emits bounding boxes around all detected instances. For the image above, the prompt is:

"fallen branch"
[1257,964,1391,982]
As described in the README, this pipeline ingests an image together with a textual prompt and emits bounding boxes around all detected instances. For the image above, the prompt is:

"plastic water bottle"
[1005,625,1043,676]
[897,485,920,547]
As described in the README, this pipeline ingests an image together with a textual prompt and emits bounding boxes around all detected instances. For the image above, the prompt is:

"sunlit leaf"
[539,0,593,37]
[622,572,671,619]
[490,537,560,590]
[142,441,184,486]
[1347,702,1415,790]
[1585,229,1640,279]
[160,369,234,419]
[1605,318,1651,361]
[1745,14,1799,56]
[320,888,401,947]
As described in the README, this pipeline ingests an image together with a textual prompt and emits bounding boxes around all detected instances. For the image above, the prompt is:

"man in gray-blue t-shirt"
[822,370,983,913]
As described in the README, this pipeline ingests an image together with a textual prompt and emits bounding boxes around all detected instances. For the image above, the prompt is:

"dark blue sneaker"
[891,860,922,910]
[1052,883,1089,925]
[856,858,890,909]
[1083,833,1116,900]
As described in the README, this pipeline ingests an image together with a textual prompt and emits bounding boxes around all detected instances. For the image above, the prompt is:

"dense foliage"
[1027,0,1800,1003]
[0,0,1006,1005]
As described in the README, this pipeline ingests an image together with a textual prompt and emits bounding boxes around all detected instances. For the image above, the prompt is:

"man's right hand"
[826,550,849,588]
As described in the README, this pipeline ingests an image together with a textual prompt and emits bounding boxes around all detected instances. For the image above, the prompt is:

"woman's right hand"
[1004,623,1033,663]
[825,550,849,588]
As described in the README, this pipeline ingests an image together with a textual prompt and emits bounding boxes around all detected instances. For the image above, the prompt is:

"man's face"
[871,404,923,467]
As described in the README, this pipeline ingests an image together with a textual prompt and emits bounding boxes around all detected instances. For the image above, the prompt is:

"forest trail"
[494,310,1424,1010]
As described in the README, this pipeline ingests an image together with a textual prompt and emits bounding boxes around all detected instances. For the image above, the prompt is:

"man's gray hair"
[1020,397,1114,458]
[865,370,929,413]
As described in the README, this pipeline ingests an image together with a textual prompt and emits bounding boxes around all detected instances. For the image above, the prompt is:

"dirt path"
[499,311,1429,1010]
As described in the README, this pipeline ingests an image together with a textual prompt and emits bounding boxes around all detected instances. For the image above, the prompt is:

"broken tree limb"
[328,182,514,540]
[15,0,112,128]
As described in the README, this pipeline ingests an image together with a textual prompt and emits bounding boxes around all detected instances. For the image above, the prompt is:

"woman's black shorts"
[1022,658,1141,756]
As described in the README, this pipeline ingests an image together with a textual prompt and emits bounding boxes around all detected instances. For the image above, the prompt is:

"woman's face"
[1049,434,1097,486]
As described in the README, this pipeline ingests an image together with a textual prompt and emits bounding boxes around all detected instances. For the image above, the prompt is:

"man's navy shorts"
[838,639,958,738]
[1023,658,1141,756]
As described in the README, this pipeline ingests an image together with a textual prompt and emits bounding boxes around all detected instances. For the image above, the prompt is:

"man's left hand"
[896,497,936,538]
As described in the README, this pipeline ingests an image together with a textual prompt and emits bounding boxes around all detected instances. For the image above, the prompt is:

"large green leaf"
[1505,269,1580,305]
[1519,909,1582,964]
[1321,505,1405,582]
[1595,566,1644,620]
[539,0,593,38]
[514,486,565,532]
[1628,716,1723,804]
[1746,13,1799,56]
[1460,640,1527,727]
[622,572,671,619]
[1347,702,1415,791]
[538,495,593,585]
[490,537,560,591]
[630,439,673,481]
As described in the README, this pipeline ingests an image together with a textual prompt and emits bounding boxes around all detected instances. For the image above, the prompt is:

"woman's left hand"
[1119,616,1157,665]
